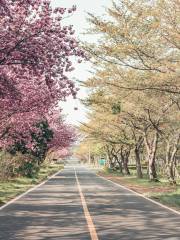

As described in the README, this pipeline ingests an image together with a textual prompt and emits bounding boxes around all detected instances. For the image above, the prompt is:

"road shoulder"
[0,164,63,210]
[97,172,180,214]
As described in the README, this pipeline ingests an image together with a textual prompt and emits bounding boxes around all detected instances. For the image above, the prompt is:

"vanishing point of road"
[0,161,180,240]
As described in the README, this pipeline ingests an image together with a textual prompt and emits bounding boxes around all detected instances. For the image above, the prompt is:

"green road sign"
[98,158,106,166]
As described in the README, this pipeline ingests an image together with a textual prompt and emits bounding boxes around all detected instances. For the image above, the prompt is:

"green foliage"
[103,166,112,174]
[17,159,39,178]
[31,121,53,162]
[9,120,54,166]
[0,151,40,179]
[111,102,121,115]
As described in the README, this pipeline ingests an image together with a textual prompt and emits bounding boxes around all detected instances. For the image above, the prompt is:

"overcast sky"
[51,0,112,125]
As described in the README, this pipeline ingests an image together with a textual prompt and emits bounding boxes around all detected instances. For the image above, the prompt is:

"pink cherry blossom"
[0,0,86,150]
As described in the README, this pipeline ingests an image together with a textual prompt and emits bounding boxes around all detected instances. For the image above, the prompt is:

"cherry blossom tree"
[0,0,85,148]
[6,111,76,167]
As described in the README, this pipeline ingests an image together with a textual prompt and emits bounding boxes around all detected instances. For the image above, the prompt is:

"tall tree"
[80,0,180,182]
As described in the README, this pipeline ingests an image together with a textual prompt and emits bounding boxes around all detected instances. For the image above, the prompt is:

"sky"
[51,0,112,126]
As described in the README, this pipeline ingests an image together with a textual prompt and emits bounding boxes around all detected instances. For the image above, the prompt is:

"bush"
[0,151,15,180]
[16,156,40,178]
[103,166,114,174]
[0,151,40,180]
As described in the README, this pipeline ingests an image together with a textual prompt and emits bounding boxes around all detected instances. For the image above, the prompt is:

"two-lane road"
[0,163,180,239]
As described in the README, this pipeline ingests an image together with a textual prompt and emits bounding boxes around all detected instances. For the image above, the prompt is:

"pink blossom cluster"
[56,148,72,159]
[47,111,76,151]
[0,0,85,150]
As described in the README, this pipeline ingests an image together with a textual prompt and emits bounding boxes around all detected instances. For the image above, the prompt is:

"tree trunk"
[165,134,179,185]
[112,152,123,173]
[148,158,158,181]
[106,146,115,169]
[121,147,131,175]
[108,156,115,168]
[144,131,159,181]
[166,164,176,185]
[123,158,130,175]
[135,147,143,178]
[117,160,123,174]
[123,152,130,175]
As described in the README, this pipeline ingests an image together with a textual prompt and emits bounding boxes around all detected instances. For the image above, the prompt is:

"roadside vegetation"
[98,167,180,210]
[0,120,71,207]
[76,0,180,209]
[0,163,64,206]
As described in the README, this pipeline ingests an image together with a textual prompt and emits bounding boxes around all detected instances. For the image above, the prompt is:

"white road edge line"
[97,174,180,215]
[74,167,99,240]
[0,169,62,211]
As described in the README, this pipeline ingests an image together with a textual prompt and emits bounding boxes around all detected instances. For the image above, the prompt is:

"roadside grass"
[98,167,180,211]
[150,188,180,210]
[0,163,64,206]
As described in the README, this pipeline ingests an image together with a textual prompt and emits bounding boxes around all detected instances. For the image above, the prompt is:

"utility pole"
[88,144,91,165]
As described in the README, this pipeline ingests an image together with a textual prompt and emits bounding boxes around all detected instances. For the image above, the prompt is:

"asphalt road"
[0,162,180,240]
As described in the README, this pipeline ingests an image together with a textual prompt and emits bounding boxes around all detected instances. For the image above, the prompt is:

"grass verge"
[0,163,64,207]
[98,168,180,211]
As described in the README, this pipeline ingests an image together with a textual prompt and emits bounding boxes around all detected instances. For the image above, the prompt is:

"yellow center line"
[74,167,99,240]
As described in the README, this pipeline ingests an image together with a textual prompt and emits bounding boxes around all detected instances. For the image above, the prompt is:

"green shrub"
[103,166,114,174]
[0,151,40,180]
[14,153,39,178]
[0,151,15,180]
